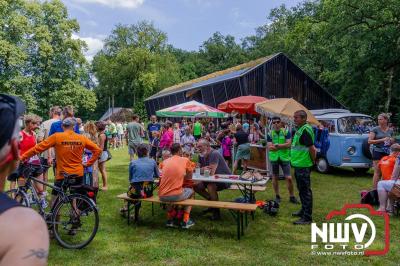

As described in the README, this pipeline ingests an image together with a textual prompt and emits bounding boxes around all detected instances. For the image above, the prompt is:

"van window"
[319,120,336,133]
[337,116,375,134]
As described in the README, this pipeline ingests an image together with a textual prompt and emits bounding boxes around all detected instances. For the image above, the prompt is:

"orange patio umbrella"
[218,95,268,115]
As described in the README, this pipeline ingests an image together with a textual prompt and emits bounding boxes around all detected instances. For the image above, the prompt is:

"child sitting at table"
[127,143,159,198]
[121,143,159,215]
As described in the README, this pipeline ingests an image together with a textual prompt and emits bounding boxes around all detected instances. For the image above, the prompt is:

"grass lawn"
[47,147,400,266]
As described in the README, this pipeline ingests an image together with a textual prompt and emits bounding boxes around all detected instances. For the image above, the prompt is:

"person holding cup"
[368,113,394,188]
[194,139,231,220]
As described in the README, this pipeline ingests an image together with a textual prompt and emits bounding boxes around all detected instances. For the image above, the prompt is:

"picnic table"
[193,174,269,203]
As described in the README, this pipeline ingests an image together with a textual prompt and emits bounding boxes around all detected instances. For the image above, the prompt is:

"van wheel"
[353,168,370,175]
[316,157,330,174]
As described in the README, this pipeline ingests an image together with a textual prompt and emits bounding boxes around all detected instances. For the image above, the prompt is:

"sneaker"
[293,218,312,225]
[165,220,176,228]
[181,219,195,229]
[275,195,281,204]
[40,198,48,209]
[289,196,299,204]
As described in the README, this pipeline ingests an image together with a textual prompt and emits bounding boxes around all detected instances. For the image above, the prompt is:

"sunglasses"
[272,121,281,124]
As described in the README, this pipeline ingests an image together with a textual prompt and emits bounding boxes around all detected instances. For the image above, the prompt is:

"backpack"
[360,189,379,206]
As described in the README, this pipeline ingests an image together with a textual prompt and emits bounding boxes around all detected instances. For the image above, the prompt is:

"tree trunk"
[384,67,394,113]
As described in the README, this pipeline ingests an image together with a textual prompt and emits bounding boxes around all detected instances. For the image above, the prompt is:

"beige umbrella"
[255,98,320,125]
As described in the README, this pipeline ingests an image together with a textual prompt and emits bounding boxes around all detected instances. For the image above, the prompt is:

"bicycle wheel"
[52,194,99,249]
[5,189,30,207]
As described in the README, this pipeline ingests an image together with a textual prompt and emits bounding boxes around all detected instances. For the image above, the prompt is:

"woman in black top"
[233,124,250,174]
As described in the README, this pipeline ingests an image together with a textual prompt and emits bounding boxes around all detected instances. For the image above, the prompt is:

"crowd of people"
[3,91,400,264]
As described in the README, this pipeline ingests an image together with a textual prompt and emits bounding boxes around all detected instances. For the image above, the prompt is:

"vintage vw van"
[311,109,374,174]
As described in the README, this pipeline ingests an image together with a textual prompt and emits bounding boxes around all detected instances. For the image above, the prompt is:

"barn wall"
[145,54,343,115]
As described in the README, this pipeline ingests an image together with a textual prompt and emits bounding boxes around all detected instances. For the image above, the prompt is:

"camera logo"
[311,204,390,256]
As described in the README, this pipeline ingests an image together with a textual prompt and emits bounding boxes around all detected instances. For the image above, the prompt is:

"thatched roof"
[99,107,133,122]
[146,53,278,100]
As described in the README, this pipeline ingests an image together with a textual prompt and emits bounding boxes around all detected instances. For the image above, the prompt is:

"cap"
[62,117,77,127]
[0,94,26,149]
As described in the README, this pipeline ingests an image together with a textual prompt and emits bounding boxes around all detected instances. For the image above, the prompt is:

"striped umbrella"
[156,101,228,118]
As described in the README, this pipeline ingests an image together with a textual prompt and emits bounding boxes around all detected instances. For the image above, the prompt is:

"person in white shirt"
[37,106,61,182]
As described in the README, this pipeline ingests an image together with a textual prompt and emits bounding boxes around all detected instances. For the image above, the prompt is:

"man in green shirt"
[193,119,202,140]
[126,114,144,160]
[267,117,298,204]
[291,110,316,225]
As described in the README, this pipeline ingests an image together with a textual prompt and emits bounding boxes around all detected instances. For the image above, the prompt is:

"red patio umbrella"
[218,95,268,115]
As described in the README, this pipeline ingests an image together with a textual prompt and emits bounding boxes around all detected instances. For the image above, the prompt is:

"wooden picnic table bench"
[117,193,257,240]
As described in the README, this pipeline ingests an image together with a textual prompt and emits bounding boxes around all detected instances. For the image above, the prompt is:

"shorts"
[98,151,109,163]
[40,157,50,168]
[372,150,389,161]
[377,179,400,192]
[52,177,83,196]
[128,143,141,155]
[7,164,43,181]
[127,181,154,199]
[159,188,193,202]
[112,133,118,138]
[202,182,230,191]
[271,160,291,177]
[235,143,250,160]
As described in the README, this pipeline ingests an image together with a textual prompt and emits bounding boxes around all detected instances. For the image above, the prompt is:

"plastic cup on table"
[204,169,210,178]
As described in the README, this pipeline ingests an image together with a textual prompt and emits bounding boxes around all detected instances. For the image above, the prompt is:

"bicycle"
[5,163,99,249]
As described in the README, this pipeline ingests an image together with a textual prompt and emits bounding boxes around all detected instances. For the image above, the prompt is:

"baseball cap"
[0,94,26,149]
[62,117,77,127]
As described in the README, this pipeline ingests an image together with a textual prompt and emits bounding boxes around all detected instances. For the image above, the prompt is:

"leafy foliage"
[0,0,95,119]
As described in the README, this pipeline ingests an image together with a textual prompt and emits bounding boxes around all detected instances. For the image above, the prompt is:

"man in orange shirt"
[20,118,101,204]
[158,143,194,229]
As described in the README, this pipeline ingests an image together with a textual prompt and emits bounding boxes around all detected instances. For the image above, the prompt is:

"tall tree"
[0,0,96,118]
[92,21,181,118]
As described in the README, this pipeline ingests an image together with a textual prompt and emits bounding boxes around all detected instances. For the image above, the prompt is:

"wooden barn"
[145,53,343,115]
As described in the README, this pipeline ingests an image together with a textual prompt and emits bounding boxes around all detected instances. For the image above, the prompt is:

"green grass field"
[46,148,400,266]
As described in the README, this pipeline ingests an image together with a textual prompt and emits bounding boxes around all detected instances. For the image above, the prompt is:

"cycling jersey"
[0,193,19,214]
[20,130,102,180]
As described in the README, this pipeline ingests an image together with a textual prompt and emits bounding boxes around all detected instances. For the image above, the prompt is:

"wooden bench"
[117,193,257,240]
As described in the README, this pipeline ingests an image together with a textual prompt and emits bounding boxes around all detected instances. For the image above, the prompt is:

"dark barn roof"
[145,53,343,116]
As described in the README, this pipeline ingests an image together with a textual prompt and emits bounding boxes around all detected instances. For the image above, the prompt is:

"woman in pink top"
[221,129,232,165]
[159,122,174,150]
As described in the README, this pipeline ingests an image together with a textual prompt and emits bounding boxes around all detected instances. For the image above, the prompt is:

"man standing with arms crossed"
[291,110,316,225]
[0,94,49,266]
[37,106,62,183]
[267,117,298,204]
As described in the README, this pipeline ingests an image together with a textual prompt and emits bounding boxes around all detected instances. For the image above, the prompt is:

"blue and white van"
[311,109,374,174]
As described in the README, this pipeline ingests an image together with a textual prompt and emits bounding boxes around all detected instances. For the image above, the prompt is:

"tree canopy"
[1,0,399,123]
[0,0,96,119]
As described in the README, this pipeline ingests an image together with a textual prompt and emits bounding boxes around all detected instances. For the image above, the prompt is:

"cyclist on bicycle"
[0,94,49,266]
[8,114,48,209]
[20,118,102,207]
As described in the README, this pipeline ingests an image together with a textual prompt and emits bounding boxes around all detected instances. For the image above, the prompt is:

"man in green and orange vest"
[267,117,299,204]
[291,110,316,225]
